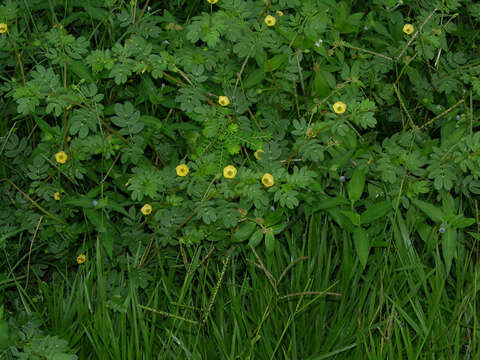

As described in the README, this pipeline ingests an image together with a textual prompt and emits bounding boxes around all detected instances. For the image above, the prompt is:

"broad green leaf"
[468,232,480,240]
[340,210,360,226]
[271,223,286,235]
[360,201,392,224]
[232,221,256,242]
[347,167,367,203]
[139,115,163,130]
[442,227,456,273]
[314,70,330,98]
[0,320,10,349]
[304,12,328,40]
[101,224,116,259]
[67,59,95,83]
[312,195,349,211]
[84,209,107,232]
[243,68,265,88]
[410,198,444,223]
[329,149,355,171]
[263,54,288,72]
[450,216,475,228]
[264,208,286,227]
[64,197,128,216]
[326,208,355,233]
[353,227,370,269]
[33,116,58,137]
[265,228,275,255]
[248,229,263,247]
[82,3,109,21]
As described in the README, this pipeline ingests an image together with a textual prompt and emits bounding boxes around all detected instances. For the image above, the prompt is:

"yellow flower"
[403,24,414,35]
[223,165,237,179]
[218,96,230,106]
[55,151,68,164]
[54,192,60,201]
[141,204,152,215]
[276,10,284,16]
[176,164,189,177]
[254,149,264,160]
[77,254,86,264]
[265,15,276,27]
[207,0,218,3]
[0,23,7,34]
[261,173,274,188]
[333,101,347,114]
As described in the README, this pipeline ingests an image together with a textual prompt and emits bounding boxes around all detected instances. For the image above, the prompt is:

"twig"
[202,248,233,325]
[342,41,393,62]
[136,0,151,23]
[25,216,43,290]
[1,178,65,224]
[296,52,307,111]
[392,83,417,130]
[256,1,272,22]
[415,98,464,131]
[247,107,263,133]
[15,52,26,85]
[278,291,342,300]
[396,7,438,62]
[232,44,256,100]
[470,89,473,135]
[434,14,444,70]
[101,152,121,183]
[138,304,199,325]
[249,245,279,295]
[278,256,308,284]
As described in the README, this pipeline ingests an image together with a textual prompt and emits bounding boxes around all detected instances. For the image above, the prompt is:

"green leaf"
[101,224,116,259]
[204,29,220,48]
[200,207,217,224]
[248,229,263,247]
[442,227,456,273]
[33,116,58,137]
[347,167,367,203]
[271,223,286,235]
[312,195,349,211]
[264,208,286,227]
[112,102,144,135]
[263,54,288,72]
[232,221,256,243]
[84,209,107,232]
[450,216,475,228]
[0,319,10,349]
[243,68,265,88]
[222,208,239,228]
[314,70,330,98]
[70,108,98,138]
[139,115,163,130]
[64,197,128,216]
[265,228,275,255]
[304,12,328,40]
[360,201,392,224]
[274,189,299,209]
[340,210,360,226]
[353,227,370,269]
[67,59,95,83]
[410,198,445,223]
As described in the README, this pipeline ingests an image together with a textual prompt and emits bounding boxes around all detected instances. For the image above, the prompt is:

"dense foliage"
[1,0,480,358]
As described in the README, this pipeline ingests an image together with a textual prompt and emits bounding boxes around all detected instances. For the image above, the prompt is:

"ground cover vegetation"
[1,0,480,358]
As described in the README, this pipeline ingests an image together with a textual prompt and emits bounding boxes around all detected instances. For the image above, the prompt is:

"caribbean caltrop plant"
[0,0,479,270]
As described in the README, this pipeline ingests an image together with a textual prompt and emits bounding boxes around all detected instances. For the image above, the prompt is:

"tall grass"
[4,210,477,359]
